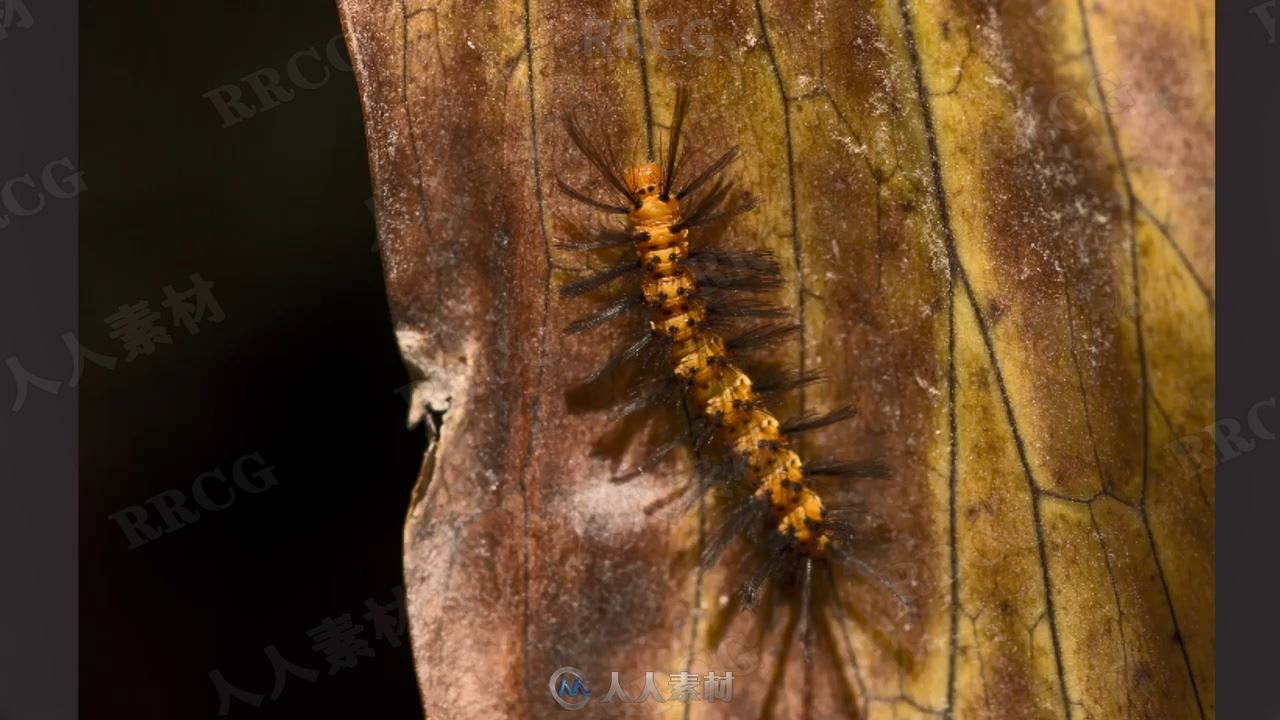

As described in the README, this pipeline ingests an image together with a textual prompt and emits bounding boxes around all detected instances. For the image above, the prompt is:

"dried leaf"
[337,0,1213,717]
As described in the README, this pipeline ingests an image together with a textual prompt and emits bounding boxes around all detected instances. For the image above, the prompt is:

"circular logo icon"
[549,666,591,710]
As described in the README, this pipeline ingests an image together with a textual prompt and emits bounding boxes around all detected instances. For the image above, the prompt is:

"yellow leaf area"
[340,0,1213,717]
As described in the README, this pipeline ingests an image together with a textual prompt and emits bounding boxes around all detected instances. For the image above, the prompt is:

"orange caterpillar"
[556,89,897,651]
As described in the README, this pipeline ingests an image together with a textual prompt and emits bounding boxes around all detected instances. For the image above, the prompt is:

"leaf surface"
[337,1,1214,717]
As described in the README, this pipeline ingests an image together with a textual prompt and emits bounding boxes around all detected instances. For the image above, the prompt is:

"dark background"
[80,3,426,717]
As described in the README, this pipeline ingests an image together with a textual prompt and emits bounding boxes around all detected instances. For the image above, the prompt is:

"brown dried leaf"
[337,0,1213,717]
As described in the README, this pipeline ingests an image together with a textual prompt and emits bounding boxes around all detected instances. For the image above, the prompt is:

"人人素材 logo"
[549,667,591,710]
[547,666,735,709]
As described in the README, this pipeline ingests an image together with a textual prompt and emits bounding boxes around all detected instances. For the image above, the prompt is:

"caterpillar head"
[624,162,663,200]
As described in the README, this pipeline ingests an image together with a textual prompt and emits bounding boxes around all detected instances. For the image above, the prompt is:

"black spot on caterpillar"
[554,87,906,668]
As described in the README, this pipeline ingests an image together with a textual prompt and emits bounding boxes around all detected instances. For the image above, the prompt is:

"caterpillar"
[555,88,902,662]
